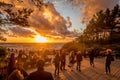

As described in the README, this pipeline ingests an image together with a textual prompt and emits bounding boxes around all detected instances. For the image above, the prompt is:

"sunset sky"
[0,0,119,43]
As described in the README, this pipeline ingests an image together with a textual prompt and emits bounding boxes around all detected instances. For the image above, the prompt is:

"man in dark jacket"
[89,49,95,67]
[105,49,114,74]
[76,51,82,71]
[26,59,54,80]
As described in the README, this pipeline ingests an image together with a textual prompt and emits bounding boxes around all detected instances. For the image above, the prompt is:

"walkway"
[28,56,120,80]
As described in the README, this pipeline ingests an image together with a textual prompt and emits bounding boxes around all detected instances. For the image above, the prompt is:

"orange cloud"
[28,2,71,37]
[0,0,80,42]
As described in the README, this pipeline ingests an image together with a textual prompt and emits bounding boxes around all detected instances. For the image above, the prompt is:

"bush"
[0,46,8,58]
[0,47,8,68]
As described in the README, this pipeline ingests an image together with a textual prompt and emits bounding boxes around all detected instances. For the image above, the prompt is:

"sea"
[0,43,65,50]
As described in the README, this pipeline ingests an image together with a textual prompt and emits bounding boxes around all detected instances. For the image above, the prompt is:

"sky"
[0,0,119,43]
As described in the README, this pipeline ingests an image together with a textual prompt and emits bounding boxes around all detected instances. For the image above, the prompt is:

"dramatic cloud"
[66,0,119,21]
[29,2,71,37]
[1,0,80,40]
[21,1,76,39]
[8,26,36,37]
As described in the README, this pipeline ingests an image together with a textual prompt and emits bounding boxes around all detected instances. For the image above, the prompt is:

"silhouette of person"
[8,69,24,80]
[76,51,83,71]
[105,49,114,74]
[26,59,54,80]
[8,53,28,80]
[60,49,66,70]
[69,51,75,71]
[53,50,60,76]
[89,48,95,67]
[8,53,16,75]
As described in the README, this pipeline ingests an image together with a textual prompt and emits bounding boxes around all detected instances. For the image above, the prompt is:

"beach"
[0,43,64,50]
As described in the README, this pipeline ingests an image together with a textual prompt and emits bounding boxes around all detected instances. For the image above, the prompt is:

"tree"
[105,5,119,42]
[62,41,85,52]
[0,47,8,57]
[4,8,33,27]
[0,0,46,41]
[77,4,120,46]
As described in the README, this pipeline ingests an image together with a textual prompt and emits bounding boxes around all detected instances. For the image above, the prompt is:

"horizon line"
[0,42,69,44]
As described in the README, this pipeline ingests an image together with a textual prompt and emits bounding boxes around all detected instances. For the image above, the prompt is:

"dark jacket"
[89,50,94,60]
[106,54,113,65]
[8,54,16,75]
[76,54,82,62]
[54,55,60,67]
[27,70,54,80]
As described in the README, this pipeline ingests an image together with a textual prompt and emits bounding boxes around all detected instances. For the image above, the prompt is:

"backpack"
[77,54,83,61]
[111,56,114,61]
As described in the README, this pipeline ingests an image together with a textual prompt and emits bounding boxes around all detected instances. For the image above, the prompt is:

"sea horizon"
[0,42,68,44]
[0,42,65,50]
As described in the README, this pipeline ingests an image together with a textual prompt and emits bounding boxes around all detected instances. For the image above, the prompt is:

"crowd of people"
[0,47,115,80]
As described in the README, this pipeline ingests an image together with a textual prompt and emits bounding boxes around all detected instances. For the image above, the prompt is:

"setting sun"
[35,35,48,43]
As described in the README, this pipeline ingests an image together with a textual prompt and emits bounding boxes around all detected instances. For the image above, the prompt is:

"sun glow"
[35,35,48,43]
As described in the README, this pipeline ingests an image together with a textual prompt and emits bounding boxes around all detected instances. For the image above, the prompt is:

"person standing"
[7,69,24,80]
[8,53,16,75]
[60,49,66,70]
[69,51,75,71]
[76,51,83,71]
[26,59,54,80]
[105,49,114,74]
[53,50,60,77]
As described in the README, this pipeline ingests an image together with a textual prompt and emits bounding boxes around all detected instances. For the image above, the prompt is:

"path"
[27,56,120,80]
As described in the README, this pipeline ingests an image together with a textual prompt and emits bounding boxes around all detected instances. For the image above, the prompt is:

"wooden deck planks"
[27,57,120,80]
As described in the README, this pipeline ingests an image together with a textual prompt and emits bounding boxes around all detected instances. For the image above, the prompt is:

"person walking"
[26,59,54,80]
[76,51,83,71]
[89,48,95,67]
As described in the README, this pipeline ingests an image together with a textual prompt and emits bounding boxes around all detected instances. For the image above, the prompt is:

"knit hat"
[106,49,112,54]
